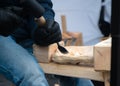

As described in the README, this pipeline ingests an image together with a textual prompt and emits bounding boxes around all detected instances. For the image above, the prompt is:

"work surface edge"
[39,62,104,82]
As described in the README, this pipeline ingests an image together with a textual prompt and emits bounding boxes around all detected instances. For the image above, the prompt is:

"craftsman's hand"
[0,8,23,36]
[32,19,62,46]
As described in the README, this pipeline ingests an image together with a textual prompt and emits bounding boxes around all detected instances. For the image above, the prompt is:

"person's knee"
[17,69,48,86]
[18,64,47,86]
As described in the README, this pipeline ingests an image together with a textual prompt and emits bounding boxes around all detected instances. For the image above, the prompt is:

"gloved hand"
[32,19,62,46]
[0,8,23,36]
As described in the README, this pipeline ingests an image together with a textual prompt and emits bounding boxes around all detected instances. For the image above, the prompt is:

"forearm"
[0,9,23,36]
[20,0,45,18]
[20,0,55,20]
[37,0,55,20]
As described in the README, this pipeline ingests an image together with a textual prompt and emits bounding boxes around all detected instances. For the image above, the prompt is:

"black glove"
[0,8,23,36]
[32,19,62,46]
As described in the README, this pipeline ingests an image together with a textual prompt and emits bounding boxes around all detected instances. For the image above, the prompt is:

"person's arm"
[0,8,23,36]
[20,0,55,20]
[37,0,55,20]
[29,0,61,46]
[20,0,61,46]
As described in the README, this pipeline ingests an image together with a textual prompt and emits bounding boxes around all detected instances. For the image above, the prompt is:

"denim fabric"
[56,76,94,86]
[0,36,49,86]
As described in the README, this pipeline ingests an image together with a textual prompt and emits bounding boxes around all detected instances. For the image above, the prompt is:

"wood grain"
[39,62,104,81]
[94,38,111,71]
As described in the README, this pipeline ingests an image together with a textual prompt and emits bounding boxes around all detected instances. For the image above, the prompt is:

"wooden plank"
[74,32,83,46]
[103,72,110,86]
[39,62,104,82]
[94,38,111,71]
[61,15,67,33]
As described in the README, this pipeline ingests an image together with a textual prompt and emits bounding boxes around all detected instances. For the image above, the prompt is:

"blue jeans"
[0,35,94,86]
[0,36,49,86]
[57,76,94,86]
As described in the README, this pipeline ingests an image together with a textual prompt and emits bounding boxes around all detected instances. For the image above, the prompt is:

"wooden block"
[33,41,65,63]
[52,46,94,66]
[94,38,111,71]
[33,43,57,63]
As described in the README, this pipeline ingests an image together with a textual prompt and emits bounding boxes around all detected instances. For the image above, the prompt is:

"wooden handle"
[35,16,46,26]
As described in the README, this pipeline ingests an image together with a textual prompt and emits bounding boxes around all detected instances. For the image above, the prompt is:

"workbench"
[33,38,111,86]
[0,38,110,86]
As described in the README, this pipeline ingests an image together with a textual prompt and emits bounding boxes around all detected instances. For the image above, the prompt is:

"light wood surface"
[94,38,111,71]
[33,38,111,86]
[61,15,67,33]
[52,46,93,66]
[33,43,57,63]
[103,72,110,86]
[39,62,104,82]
